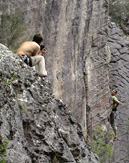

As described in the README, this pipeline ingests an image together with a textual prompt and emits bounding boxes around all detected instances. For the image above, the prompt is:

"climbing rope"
[90,102,112,143]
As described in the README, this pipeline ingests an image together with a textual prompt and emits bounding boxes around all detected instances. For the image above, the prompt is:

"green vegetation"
[5,72,17,85]
[51,153,66,163]
[91,126,114,163]
[0,4,26,51]
[109,0,129,30]
[11,72,17,78]
[0,137,9,163]
[5,78,11,85]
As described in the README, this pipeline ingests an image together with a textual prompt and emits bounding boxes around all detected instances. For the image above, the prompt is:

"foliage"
[0,137,9,163]
[11,72,17,78]
[0,3,26,51]
[5,72,17,85]
[91,126,114,163]
[109,0,129,27]
[5,78,11,85]
[51,153,66,163]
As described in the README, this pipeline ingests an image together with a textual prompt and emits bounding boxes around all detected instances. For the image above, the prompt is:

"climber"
[16,34,47,77]
[110,89,120,141]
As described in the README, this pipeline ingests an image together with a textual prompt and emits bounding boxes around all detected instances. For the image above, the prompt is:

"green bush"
[0,137,9,163]
[109,0,129,27]
[91,126,114,163]
[0,4,26,51]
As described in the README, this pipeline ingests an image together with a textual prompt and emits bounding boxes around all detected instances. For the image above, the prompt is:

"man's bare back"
[15,34,47,76]
[16,41,40,57]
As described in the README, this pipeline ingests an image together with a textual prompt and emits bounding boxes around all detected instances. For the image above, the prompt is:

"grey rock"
[119,47,129,54]
[124,39,129,47]
[0,0,111,135]
[0,45,99,163]
[108,22,129,163]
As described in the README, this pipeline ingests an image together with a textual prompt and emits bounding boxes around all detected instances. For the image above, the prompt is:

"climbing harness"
[18,54,32,67]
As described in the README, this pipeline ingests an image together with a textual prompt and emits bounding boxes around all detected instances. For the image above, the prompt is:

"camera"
[40,44,46,51]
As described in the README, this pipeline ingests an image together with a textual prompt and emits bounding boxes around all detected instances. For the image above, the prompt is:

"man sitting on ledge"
[16,34,47,77]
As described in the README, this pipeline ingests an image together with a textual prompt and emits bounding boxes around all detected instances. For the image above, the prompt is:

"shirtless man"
[16,34,47,77]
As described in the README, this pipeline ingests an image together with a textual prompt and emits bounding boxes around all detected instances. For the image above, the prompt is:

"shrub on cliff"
[0,4,26,51]
[109,0,129,33]
[0,136,9,163]
[92,126,114,163]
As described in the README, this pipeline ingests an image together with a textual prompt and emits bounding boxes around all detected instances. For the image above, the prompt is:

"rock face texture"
[3,0,129,162]
[0,44,99,163]
[108,23,129,163]
[43,0,111,135]
[0,0,111,134]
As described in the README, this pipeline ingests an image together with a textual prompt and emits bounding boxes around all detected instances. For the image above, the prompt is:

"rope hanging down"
[90,102,112,143]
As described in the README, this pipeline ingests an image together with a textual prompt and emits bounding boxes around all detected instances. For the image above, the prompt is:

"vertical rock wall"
[1,0,129,161]
[108,22,129,163]
[42,0,110,134]
[84,0,111,132]
[0,0,110,134]
[42,0,90,133]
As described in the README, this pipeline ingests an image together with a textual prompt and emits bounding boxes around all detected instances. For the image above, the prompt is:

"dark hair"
[111,89,117,95]
[32,34,43,44]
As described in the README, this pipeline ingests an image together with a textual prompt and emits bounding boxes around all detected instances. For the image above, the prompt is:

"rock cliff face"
[0,44,99,163]
[43,0,110,135]
[0,0,110,134]
[108,22,129,163]
[2,0,129,162]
